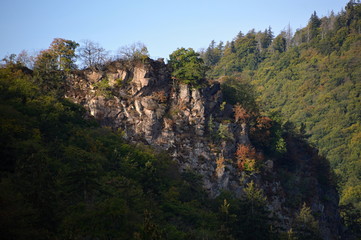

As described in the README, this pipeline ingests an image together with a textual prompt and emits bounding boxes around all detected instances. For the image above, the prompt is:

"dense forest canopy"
[200,0,361,235]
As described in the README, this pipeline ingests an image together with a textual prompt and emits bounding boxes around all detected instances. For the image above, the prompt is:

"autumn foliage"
[233,103,250,123]
[235,144,264,172]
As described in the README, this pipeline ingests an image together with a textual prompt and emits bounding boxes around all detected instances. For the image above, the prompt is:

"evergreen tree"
[292,203,322,239]
[272,32,287,53]
[308,11,321,41]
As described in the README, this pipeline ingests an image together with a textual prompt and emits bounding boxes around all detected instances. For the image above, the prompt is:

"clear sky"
[0,0,350,60]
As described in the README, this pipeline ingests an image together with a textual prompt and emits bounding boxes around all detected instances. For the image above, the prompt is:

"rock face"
[66,59,243,197]
[65,59,341,239]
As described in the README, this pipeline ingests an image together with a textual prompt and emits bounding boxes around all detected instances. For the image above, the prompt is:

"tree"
[217,123,234,141]
[16,50,36,69]
[272,32,287,53]
[33,38,78,96]
[235,144,257,172]
[233,103,251,123]
[217,199,236,240]
[136,210,164,240]
[285,23,293,50]
[292,203,322,239]
[0,52,35,69]
[233,181,271,239]
[202,40,223,66]
[308,11,321,41]
[243,181,267,214]
[33,38,79,73]
[1,53,17,66]
[168,47,206,86]
[77,40,109,69]
[62,146,104,202]
[345,0,360,27]
[44,38,79,71]
[117,42,149,61]
[33,50,64,95]
[256,27,273,51]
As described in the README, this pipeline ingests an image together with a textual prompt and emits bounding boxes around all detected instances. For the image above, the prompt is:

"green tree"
[292,203,322,239]
[308,11,321,41]
[202,40,223,66]
[33,38,78,96]
[229,181,271,240]
[256,27,274,51]
[168,47,206,86]
[217,199,236,240]
[272,32,287,53]
[36,38,78,71]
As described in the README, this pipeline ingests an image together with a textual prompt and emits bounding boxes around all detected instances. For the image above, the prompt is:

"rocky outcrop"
[65,59,342,239]
[66,59,243,197]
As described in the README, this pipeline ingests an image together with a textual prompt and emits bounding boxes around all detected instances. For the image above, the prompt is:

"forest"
[201,1,361,236]
[0,57,291,239]
[1,1,360,239]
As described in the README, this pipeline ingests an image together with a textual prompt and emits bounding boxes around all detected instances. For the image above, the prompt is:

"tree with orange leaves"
[233,103,250,123]
[235,144,257,171]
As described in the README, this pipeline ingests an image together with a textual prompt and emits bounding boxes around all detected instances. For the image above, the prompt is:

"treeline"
[201,0,361,236]
[1,40,150,71]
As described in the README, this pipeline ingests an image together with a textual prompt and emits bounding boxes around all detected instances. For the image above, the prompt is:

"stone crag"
[66,59,244,197]
[65,58,342,239]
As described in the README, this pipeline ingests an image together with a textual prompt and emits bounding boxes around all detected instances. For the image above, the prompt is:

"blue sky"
[0,0,350,60]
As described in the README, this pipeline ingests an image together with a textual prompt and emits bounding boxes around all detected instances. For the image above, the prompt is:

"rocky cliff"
[66,59,244,197]
[65,58,342,239]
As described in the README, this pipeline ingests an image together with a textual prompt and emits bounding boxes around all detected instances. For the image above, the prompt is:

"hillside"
[0,52,343,239]
[0,2,360,239]
[202,1,361,236]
